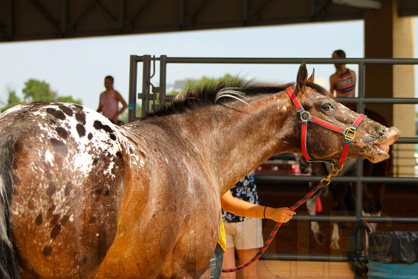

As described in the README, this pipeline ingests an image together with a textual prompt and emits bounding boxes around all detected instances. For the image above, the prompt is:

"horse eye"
[321,103,334,111]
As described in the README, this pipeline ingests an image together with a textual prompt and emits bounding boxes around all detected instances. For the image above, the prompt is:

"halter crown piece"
[285,86,366,177]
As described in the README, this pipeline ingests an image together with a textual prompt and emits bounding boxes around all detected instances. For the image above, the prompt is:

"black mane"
[306,81,331,97]
[144,79,329,119]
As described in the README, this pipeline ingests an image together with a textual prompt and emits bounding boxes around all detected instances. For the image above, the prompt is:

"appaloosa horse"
[306,108,393,250]
[0,63,399,279]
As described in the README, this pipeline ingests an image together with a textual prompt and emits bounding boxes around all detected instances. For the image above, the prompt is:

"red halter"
[285,86,366,167]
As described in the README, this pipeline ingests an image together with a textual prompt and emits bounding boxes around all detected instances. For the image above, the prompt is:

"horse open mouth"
[373,143,390,155]
[368,127,400,162]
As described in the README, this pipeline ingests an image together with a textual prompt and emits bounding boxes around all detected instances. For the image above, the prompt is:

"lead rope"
[222,163,344,273]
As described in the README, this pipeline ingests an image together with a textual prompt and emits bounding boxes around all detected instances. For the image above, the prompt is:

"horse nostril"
[364,122,383,134]
[363,135,375,144]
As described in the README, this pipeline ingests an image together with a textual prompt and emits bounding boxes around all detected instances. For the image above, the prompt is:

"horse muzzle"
[361,126,400,163]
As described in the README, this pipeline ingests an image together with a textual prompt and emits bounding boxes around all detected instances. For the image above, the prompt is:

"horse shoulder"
[100,121,221,278]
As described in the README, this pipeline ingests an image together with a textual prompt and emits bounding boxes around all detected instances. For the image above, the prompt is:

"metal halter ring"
[300,111,311,121]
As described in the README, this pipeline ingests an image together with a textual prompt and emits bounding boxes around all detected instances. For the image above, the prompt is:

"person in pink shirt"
[97,75,128,125]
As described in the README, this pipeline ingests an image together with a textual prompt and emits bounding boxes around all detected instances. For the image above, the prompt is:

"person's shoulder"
[114,90,127,102]
[330,72,338,81]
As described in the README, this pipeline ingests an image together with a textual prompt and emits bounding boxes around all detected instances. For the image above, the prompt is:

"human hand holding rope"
[263,206,296,223]
[222,182,327,273]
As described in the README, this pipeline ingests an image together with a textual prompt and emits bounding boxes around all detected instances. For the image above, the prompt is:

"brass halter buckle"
[345,127,357,142]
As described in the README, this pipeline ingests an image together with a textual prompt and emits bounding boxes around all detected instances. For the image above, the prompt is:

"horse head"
[290,63,399,164]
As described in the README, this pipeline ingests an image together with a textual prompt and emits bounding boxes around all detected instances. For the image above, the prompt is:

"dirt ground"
[256,181,418,260]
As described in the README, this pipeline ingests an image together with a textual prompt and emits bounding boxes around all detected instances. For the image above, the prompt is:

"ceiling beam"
[93,0,116,24]
[0,20,6,36]
[332,0,382,10]
[30,0,60,31]
[61,0,67,35]
[187,0,211,26]
[126,0,153,31]
[68,1,95,34]
[311,0,333,21]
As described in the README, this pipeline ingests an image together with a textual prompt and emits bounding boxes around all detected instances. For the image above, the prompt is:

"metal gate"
[128,55,418,275]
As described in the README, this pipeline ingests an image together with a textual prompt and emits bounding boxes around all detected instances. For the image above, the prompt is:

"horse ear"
[296,62,308,91]
[307,68,315,83]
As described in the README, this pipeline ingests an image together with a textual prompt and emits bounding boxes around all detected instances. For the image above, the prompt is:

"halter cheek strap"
[285,87,366,166]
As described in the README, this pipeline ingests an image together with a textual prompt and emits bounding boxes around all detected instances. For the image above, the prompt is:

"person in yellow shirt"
[209,189,296,279]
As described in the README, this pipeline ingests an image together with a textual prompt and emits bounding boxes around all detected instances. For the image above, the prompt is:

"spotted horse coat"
[3,102,126,278]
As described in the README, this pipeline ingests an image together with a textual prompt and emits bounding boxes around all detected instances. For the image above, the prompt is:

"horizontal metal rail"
[135,56,418,65]
[292,214,418,224]
[395,137,418,143]
[262,254,349,262]
[336,97,418,104]
[255,175,418,184]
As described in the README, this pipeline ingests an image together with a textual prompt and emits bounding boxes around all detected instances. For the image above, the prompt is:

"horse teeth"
[375,143,389,153]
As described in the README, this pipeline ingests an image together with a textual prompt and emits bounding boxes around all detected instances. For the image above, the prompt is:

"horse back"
[1,102,125,278]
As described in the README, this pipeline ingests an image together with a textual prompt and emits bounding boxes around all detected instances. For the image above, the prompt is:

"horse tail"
[0,133,21,279]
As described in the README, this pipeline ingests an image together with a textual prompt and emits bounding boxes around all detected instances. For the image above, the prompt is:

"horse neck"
[164,93,298,196]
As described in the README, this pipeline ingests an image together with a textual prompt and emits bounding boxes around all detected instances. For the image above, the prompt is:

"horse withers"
[0,63,399,279]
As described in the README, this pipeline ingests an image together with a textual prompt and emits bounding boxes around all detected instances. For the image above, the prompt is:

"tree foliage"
[1,79,82,112]
[22,79,57,102]
[167,74,237,96]
[1,89,23,112]
[183,74,236,90]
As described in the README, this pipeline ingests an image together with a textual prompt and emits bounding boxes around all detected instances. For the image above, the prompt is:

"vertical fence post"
[141,55,151,118]
[128,55,139,122]
[159,55,167,109]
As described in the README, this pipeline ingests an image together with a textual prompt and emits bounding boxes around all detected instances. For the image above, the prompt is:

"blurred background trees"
[1,78,82,112]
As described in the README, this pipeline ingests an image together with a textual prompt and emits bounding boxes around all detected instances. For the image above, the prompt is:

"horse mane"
[306,82,331,98]
[143,79,329,119]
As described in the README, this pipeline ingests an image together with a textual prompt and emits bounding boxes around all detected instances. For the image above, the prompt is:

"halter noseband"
[285,86,366,167]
